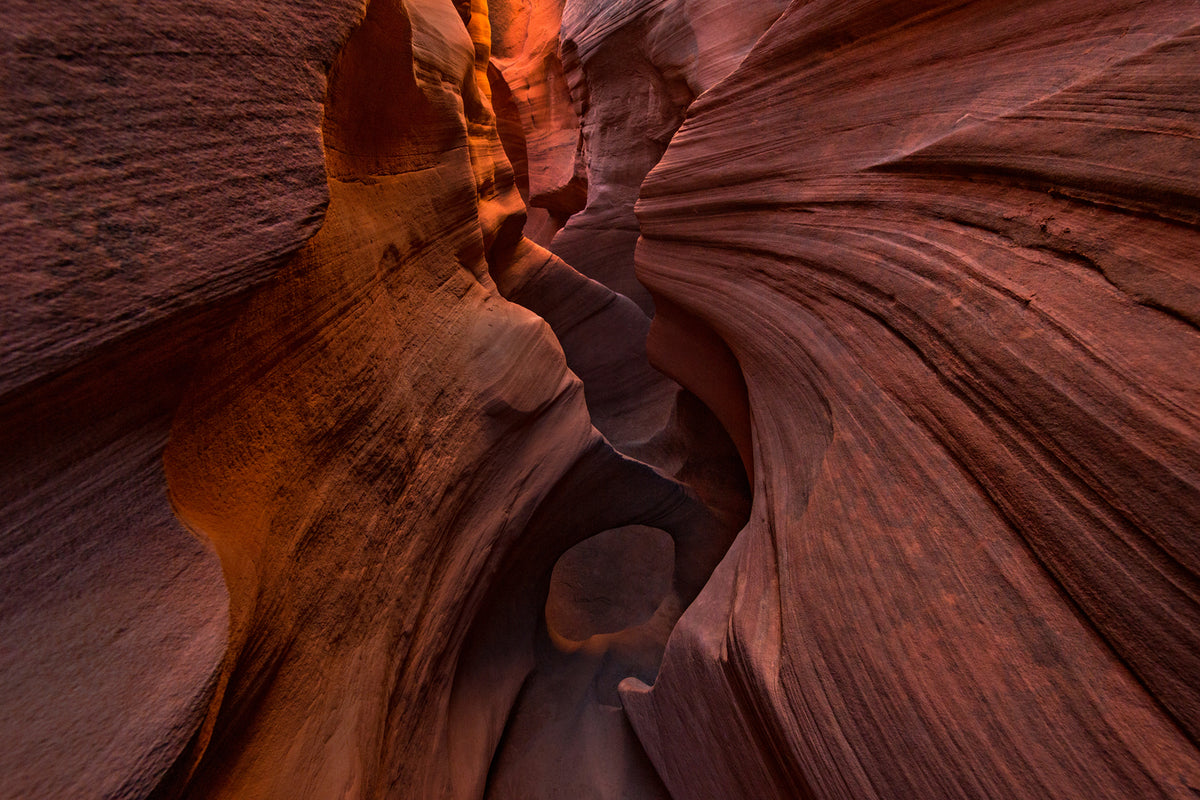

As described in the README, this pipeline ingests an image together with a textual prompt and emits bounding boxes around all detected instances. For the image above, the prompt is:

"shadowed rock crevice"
[546,526,674,642]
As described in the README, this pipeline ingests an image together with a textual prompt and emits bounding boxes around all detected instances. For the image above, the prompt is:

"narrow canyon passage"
[3,1,1200,799]
[161,0,749,797]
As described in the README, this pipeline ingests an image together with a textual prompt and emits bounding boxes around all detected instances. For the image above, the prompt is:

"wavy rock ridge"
[2,0,1199,798]
[629,2,1200,797]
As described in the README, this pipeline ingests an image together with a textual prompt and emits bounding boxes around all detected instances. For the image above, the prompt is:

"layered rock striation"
[628,1,1200,797]
[1,2,362,796]
[2,0,1199,798]
[6,0,744,797]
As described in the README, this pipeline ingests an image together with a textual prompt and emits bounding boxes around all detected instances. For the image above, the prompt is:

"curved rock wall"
[163,0,735,796]
[0,1,361,796]
[550,0,789,314]
[3,0,1200,798]
[629,1,1200,797]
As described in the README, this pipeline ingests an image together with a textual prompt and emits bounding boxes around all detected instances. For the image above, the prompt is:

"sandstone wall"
[3,0,1199,798]
[628,1,1200,797]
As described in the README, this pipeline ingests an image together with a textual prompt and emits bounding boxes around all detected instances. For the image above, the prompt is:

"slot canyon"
[2,0,1199,797]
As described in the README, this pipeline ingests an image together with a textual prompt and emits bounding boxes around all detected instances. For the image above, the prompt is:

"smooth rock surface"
[6,0,1200,798]
[165,1,739,797]
[551,0,790,314]
[627,1,1200,797]
[488,0,584,245]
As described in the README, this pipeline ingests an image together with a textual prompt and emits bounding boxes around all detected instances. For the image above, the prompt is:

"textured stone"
[163,1,738,797]
[6,0,1200,798]
[550,0,790,314]
[0,0,362,395]
[0,1,361,796]
[626,1,1200,797]
[489,0,584,245]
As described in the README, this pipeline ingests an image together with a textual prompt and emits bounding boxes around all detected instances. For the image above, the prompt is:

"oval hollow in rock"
[545,525,674,642]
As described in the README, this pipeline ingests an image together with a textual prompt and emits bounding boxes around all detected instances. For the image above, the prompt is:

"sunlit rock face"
[3,0,1200,799]
[166,0,738,797]
[487,0,583,246]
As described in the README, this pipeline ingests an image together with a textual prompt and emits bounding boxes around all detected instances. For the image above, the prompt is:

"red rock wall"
[1,1,361,796]
[3,0,1200,798]
[627,1,1200,797]
[5,0,743,797]
[163,1,736,795]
